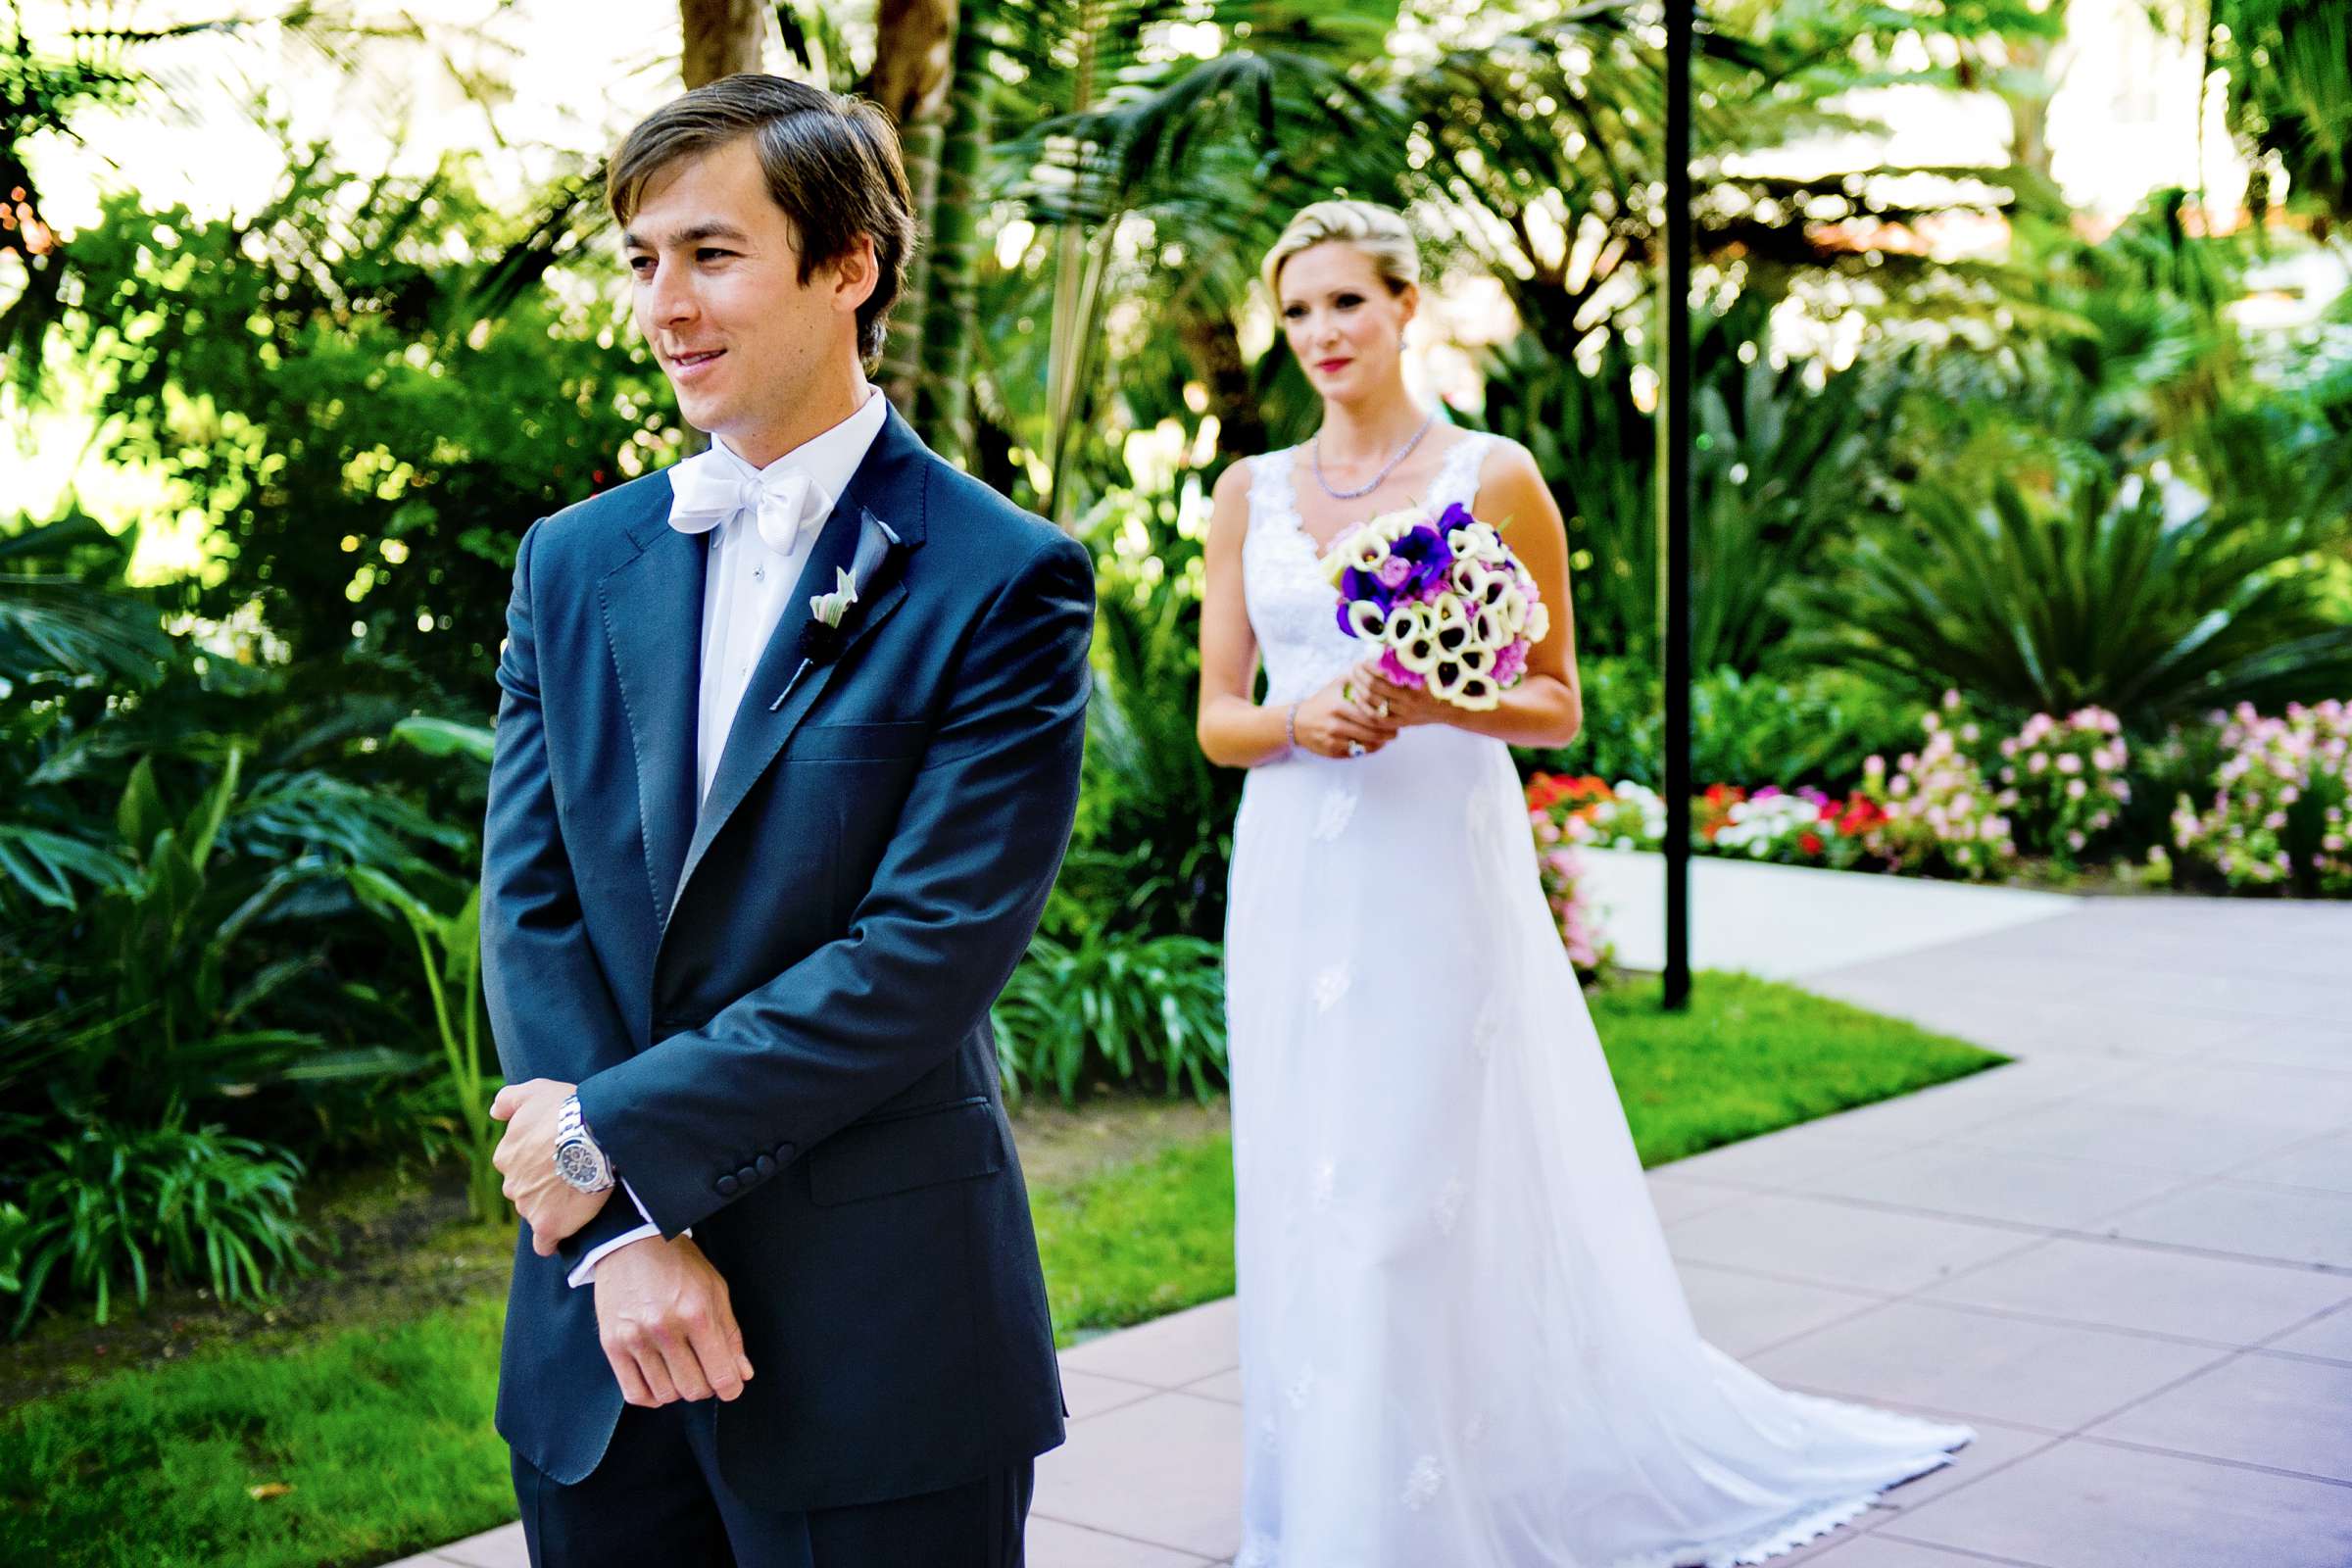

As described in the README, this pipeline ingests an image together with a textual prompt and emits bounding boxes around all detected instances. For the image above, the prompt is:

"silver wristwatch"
[553,1094,615,1194]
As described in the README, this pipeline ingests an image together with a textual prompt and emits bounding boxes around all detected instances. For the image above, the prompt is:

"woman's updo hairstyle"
[1260,199,1421,301]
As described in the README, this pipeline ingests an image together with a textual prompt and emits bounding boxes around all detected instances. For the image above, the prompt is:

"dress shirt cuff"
[564,1180,688,1288]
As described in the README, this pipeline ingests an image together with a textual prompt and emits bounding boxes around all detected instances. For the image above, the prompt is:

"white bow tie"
[666,449,830,554]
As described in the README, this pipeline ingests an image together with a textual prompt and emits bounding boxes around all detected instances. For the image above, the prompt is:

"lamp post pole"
[1661,0,1693,1010]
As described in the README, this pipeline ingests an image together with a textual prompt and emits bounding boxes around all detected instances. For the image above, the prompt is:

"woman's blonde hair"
[1260,200,1421,300]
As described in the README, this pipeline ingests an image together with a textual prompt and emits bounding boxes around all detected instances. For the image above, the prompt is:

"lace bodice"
[1243,431,1495,707]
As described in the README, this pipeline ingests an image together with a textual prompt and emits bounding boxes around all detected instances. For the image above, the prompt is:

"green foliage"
[0,518,173,695]
[991,929,1227,1104]
[1473,307,1881,673]
[1783,466,2352,727]
[4,1120,314,1336]
[1063,487,1243,940]
[2209,0,2352,220]
[1526,653,1923,797]
[35,152,668,699]
[347,866,505,1224]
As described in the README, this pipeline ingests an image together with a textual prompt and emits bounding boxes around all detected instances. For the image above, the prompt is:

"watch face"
[556,1142,603,1188]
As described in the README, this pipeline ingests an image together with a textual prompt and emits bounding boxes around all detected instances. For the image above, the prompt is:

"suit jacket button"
[715,1174,740,1196]
[755,1154,776,1177]
[775,1142,795,1161]
[737,1165,757,1183]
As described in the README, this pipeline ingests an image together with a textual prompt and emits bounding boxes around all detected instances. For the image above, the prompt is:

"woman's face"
[1278,241,1416,403]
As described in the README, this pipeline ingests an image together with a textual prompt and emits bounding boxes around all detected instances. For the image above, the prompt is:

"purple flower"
[1375,555,1413,589]
[1334,599,1359,638]
[1389,523,1453,597]
[1339,564,1396,614]
[1435,501,1475,534]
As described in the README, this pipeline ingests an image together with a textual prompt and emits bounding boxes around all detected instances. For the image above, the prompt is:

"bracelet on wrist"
[1285,701,1301,753]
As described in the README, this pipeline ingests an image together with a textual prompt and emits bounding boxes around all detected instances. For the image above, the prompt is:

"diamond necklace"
[1310,409,1439,501]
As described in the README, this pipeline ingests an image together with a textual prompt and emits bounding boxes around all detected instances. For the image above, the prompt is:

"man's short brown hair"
[609,74,917,366]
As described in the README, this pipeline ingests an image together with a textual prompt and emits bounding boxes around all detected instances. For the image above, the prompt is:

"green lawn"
[0,969,2003,1567]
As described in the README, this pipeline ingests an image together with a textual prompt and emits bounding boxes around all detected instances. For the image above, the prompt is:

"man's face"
[623,136,857,459]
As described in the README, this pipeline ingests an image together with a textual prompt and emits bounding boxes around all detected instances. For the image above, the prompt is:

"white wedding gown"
[1223,433,1973,1568]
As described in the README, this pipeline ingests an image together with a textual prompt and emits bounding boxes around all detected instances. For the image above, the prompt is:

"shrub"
[1785,467,2352,727]
[5,1121,314,1336]
[2173,699,2352,895]
[1995,707,2133,865]
[990,930,1228,1105]
[1858,692,2019,881]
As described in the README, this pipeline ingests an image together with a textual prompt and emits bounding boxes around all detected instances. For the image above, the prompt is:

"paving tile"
[1799,1536,2052,1567]
[1914,1235,2352,1345]
[1771,1413,2060,1566]
[2204,1016,2352,1075]
[1033,1392,1242,1561]
[1655,1123,1914,1191]
[1060,1298,1239,1390]
[1063,1368,1163,1421]
[1666,1195,2032,1296]
[1884,1438,2352,1567]
[1746,1298,2230,1433]
[1181,1368,1243,1403]
[1678,1263,1887,1358]
[1027,1514,1219,1566]
[2226,1128,2352,1195]
[2086,1351,2352,1483]
[434,1522,529,1568]
[2097,1179,2352,1268]
[2265,1301,2352,1363]
[1785,1145,2191,1230]
[1792,1078,2054,1147]
[1645,1171,1750,1223]
[2104,1062,2352,1132]
[1953,1099,2312,1177]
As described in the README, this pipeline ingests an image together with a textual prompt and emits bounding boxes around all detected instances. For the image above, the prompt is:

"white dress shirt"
[567,384,891,1288]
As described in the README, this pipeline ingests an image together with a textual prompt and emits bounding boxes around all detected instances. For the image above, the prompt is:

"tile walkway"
[399,877,2352,1568]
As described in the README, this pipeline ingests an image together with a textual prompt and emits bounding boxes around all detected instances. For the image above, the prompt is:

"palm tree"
[2205,0,2352,220]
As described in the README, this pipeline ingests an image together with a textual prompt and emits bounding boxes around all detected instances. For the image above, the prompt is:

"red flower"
[1798,831,1824,856]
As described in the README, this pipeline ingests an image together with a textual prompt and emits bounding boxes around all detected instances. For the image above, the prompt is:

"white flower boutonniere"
[810,566,858,629]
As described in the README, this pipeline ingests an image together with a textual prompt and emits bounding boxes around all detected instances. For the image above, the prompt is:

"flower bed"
[1524,689,2352,959]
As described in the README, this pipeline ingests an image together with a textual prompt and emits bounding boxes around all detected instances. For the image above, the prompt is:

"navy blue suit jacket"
[480,405,1086,1509]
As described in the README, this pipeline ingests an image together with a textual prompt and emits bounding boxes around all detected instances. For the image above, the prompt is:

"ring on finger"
[1347,740,1367,758]
[1375,700,1392,718]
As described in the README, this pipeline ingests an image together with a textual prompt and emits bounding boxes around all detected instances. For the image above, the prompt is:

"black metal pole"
[1661,0,1692,1011]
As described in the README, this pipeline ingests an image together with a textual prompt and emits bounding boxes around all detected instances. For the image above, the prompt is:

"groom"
[477,74,1089,1566]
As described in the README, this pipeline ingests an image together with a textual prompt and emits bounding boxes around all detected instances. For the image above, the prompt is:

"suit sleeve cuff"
[564,1181,688,1288]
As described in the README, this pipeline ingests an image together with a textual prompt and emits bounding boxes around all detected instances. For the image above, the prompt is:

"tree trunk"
[870,0,958,411]
[912,3,993,466]
[869,0,957,127]
[1178,306,1265,472]
[679,0,766,89]
[1998,30,2060,183]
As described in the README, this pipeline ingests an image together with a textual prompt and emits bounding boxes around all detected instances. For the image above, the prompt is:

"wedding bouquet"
[1320,501,1548,711]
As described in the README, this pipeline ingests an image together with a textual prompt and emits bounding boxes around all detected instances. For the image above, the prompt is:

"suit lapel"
[665,404,932,936]
[598,493,707,930]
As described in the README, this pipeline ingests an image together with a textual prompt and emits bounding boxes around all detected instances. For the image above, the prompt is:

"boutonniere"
[770,510,906,711]
[810,566,858,628]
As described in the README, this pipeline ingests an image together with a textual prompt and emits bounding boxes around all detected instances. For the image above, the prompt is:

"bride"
[1194,198,1973,1568]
